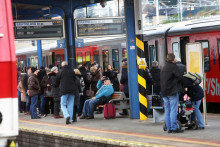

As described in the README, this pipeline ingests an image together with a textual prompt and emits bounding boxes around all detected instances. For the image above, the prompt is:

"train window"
[172,42,180,59]
[35,57,38,68]
[56,55,61,69]
[77,52,83,65]
[102,50,109,71]
[122,48,127,58]
[149,45,156,68]
[85,52,91,63]
[93,51,100,64]
[201,41,210,72]
[112,49,119,71]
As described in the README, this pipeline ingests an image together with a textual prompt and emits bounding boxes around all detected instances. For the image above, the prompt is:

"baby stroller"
[163,98,199,131]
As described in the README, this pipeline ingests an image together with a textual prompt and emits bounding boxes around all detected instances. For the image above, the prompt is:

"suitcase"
[104,103,116,119]
[147,86,162,113]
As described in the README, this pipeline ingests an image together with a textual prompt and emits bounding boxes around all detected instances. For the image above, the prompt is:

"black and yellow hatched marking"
[136,35,148,120]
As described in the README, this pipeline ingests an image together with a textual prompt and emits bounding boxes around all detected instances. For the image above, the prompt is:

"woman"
[90,65,101,95]
[17,77,26,113]
[103,64,120,91]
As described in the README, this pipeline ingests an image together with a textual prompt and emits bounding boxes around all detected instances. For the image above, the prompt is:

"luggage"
[104,103,116,119]
[147,86,162,114]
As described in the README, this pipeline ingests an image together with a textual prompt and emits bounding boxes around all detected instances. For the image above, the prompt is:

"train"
[0,0,18,146]
[16,16,220,112]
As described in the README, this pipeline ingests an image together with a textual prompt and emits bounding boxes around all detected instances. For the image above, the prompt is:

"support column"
[135,0,148,120]
[37,40,42,68]
[124,0,139,119]
[64,0,76,69]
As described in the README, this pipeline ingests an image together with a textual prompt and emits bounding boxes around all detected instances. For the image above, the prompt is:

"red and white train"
[144,17,220,112]
[0,0,18,146]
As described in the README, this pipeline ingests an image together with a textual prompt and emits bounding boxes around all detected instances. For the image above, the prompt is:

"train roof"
[143,23,174,41]
[168,16,220,36]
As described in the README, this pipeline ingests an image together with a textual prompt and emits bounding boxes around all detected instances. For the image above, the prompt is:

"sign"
[75,39,84,47]
[138,58,147,69]
[57,39,65,48]
[14,19,65,40]
[76,17,126,37]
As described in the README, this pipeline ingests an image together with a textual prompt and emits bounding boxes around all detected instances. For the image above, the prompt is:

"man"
[56,61,76,124]
[160,53,184,133]
[120,58,129,115]
[22,66,32,115]
[28,67,40,119]
[80,76,114,119]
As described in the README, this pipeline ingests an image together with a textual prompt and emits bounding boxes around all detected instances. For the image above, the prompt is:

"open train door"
[185,42,207,125]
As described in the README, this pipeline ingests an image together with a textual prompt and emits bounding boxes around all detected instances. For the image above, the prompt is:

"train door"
[77,52,83,66]
[180,37,189,65]
[93,51,100,65]
[112,49,119,71]
[85,51,91,64]
[144,42,149,68]
[102,50,109,71]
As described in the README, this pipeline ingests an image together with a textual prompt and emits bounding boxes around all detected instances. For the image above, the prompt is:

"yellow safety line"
[19,126,172,147]
[19,119,220,147]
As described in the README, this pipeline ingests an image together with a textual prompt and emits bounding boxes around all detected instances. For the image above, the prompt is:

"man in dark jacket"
[22,66,31,115]
[150,61,161,95]
[38,66,46,117]
[160,53,184,133]
[56,61,76,124]
[120,58,129,115]
[28,67,40,119]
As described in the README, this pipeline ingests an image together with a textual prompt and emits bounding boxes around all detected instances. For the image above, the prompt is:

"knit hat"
[31,67,37,73]
[51,66,58,72]
[104,77,110,81]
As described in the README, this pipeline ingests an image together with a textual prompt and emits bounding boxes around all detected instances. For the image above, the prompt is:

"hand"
[101,76,106,81]
[27,90,29,95]
[47,84,50,87]
[92,97,96,100]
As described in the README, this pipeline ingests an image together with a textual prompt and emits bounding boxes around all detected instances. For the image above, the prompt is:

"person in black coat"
[55,61,76,124]
[160,53,184,133]
[150,61,161,95]
[120,58,129,115]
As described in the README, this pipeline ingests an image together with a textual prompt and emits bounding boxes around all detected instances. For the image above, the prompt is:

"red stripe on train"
[0,61,17,98]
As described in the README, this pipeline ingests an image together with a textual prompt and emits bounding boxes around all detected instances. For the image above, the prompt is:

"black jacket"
[176,62,186,93]
[79,66,90,91]
[145,68,155,95]
[160,61,182,97]
[120,66,129,95]
[150,67,161,94]
[55,65,77,95]
[38,69,46,95]
[22,74,29,92]
[49,72,60,98]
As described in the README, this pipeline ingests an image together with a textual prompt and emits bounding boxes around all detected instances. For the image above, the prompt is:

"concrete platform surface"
[19,112,220,147]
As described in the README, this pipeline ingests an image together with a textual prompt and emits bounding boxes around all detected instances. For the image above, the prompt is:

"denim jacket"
[95,80,114,100]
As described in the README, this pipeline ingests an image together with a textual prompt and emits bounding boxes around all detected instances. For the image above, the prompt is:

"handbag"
[44,87,53,98]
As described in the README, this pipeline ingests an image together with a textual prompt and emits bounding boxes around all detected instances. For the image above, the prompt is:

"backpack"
[183,72,202,85]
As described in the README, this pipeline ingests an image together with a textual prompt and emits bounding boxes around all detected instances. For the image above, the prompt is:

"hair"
[26,66,31,70]
[106,64,113,71]
[45,67,51,73]
[152,61,158,67]
[90,65,97,73]
[167,53,175,61]
[40,66,45,70]
[74,69,81,75]
[61,61,68,67]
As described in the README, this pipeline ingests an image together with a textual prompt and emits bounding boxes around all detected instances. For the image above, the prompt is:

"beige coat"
[17,80,26,102]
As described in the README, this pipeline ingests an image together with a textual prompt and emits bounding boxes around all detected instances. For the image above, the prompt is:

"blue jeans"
[18,91,22,112]
[30,94,38,118]
[61,94,74,123]
[82,99,99,117]
[26,94,30,112]
[40,94,45,115]
[163,92,179,131]
[192,100,204,127]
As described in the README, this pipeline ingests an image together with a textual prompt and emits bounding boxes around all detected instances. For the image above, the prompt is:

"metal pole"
[37,40,43,68]
[135,0,148,120]
[124,0,139,119]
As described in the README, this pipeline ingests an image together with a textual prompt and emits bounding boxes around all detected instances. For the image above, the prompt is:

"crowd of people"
[17,53,205,131]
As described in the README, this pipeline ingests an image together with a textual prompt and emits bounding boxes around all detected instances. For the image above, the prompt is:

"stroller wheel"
[191,120,198,130]
[163,122,167,131]
[177,121,182,130]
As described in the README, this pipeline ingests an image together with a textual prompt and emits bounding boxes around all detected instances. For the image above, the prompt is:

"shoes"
[119,112,128,116]
[172,129,184,133]
[95,111,102,114]
[72,118,77,122]
[85,116,94,119]
[168,130,172,133]
[198,127,205,130]
[66,116,70,125]
[78,113,82,117]
[54,115,63,119]
[32,116,41,119]
[25,112,30,115]
[80,115,86,119]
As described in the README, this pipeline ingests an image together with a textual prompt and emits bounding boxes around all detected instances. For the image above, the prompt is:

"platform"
[18,112,220,147]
